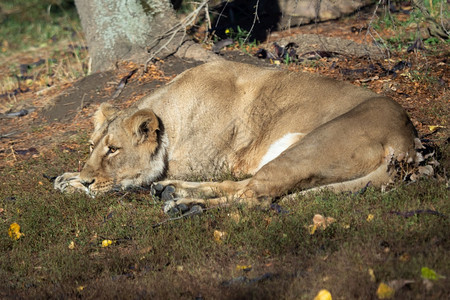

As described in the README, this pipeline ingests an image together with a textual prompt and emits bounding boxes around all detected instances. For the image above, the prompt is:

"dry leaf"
[376,282,395,299]
[368,268,376,282]
[313,214,336,229]
[68,241,75,250]
[228,212,241,223]
[414,138,425,149]
[418,165,434,176]
[341,224,350,229]
[213,230,227,244]
[308,214,336,234]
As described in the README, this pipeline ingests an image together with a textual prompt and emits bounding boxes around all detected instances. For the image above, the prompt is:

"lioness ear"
[93,103,119,131]
[125,109,159,145]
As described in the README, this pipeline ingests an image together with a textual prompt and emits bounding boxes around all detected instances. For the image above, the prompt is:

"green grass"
[0,0,80,54]
[1,146,448,298]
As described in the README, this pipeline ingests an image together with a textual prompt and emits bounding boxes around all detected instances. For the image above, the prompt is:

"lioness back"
[138,61,416,176]
[55,61,417,203]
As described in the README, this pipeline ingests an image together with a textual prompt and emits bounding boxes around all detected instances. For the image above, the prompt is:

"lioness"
[55,61,417,207]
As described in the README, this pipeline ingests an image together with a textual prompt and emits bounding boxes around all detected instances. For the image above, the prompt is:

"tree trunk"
[74,0,183,72]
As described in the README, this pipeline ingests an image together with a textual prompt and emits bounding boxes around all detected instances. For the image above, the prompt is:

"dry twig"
[243,0,260,44]
[145,0,210,71]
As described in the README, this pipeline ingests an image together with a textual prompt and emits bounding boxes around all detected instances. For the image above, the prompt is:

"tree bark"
[74,0,183,72]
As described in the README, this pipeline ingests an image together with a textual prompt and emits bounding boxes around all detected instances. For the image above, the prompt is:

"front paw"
[54,172,89,194]
[163,200,204,217]
[152,183,203,217]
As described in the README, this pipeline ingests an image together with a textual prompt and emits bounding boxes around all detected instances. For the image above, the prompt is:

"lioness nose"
[81,179,95,188]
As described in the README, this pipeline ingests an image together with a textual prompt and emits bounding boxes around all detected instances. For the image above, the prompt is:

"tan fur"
[55,61,417,206]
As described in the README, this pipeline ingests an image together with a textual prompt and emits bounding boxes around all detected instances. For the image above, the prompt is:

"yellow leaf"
[309,224,318,235]
[428,125,443,132]
[366,214,374,222]
[314,289,332,300]
[8,223,23,240]
[213,230,227,244]
[368,268,376,282]
[101,239,113,247]
[236,265,252,272]
[376,282,395,299]
[68,241,75,250]
[76,285,84,292]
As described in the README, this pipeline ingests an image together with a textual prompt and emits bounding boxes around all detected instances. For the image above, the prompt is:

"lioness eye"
[89,142,94,152]
[107,146,119,154]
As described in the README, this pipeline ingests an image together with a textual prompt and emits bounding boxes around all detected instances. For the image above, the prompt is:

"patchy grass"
[0,1,449,298]
[0,146,448,298]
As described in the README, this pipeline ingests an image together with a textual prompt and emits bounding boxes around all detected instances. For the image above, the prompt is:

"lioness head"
[79,103,167,193]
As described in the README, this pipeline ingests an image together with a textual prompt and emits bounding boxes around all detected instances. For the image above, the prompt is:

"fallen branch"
[242,0,260,44]
[390,209,447,218]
